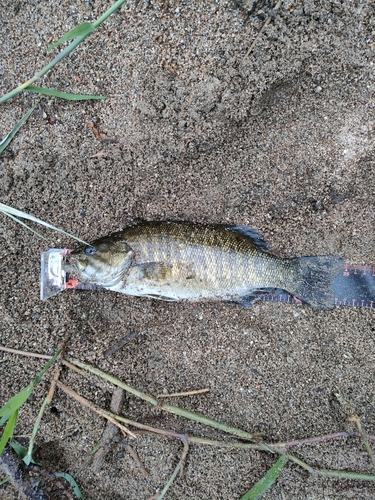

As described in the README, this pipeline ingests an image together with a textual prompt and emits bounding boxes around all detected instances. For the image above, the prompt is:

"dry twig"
[243,0,282,59]
[104,330,141,358]
[56,381,137,439]
[157,388,209,398]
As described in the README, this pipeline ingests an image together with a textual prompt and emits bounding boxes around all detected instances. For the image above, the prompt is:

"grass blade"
[26,86,107,101]
[156,441,189,500]
[0,390,32,418]
[1,211,48,241]
[0,202,91,245]
[9,440,37,465]
[0,477,10,486]
[0,348,61,418]
[240,455,288,500]
[0,415,11,426]
[23,396,49,465]
[47,22,96,52]
[55,472,84,499]
[89,442,101,456]
[318,469,375,480]
[0,349,61,460]
[29,348,62,387]
[0,105,36,154]
[0,410,19,456]
[9,441,29,460]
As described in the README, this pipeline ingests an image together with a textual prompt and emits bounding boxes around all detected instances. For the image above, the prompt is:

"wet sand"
[1,1,375,498]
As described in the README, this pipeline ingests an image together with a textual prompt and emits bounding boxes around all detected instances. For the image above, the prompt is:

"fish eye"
[85,247,96,255]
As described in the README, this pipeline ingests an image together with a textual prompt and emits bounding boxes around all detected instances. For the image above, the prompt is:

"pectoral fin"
[144,294,177,302]
[136,262,172,281]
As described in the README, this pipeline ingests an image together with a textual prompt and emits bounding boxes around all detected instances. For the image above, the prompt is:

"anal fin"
[225,288,277,307]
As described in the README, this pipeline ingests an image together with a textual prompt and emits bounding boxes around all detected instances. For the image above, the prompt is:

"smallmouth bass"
[64,221,344,310]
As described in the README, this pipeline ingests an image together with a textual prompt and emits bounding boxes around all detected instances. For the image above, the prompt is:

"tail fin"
[288,256,344,310]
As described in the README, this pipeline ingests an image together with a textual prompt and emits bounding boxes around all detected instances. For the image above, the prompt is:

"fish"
[63,221,345,310]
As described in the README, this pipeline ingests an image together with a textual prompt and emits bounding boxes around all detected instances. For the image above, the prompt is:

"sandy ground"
[1,0,375,498]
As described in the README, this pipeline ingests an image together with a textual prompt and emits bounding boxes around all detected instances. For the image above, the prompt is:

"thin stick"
[104,330,140,358]
[335,392,375,473]
[55,382,265,451]
[155,441,189,500]
[90,386,148,476]
[111,388,148,476]
[46,344,65,404]
[317,468,375,480]
[56,381,193,441]
[157,388,209,398]
[284,453,375,481]
[0,345,87,376]
[60,359,88,376]
[3,347,375,448]
[353,417,375,473]
[5,347,375,448]
[48,368,62,403]
[87,320,100,336]
[56,381,137,439]
[278,432,351,449]
[243,0,282,59]
[52,382,362,454]
[23,396,49,465]
[67,357,265,444]
[121,442,148,477]
[54,382,375,481]
[0,0,127,104]
[0,345,51,360]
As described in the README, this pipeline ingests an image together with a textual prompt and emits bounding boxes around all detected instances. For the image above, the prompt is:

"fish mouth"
[63,260,77,274]
[63,257,126,287]
[63,257,84,278]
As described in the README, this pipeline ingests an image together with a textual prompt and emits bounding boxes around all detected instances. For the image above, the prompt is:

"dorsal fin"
[227,225,268,251]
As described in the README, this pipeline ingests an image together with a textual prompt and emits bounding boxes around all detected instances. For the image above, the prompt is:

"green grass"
[240,455,288,500]
[46,22,96,52]
[0,0,128,105]
[0,348,62,456]
[0,105,37,154]
[55,473,84,499]
[26,86,107,101]
[0,1,129,243]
